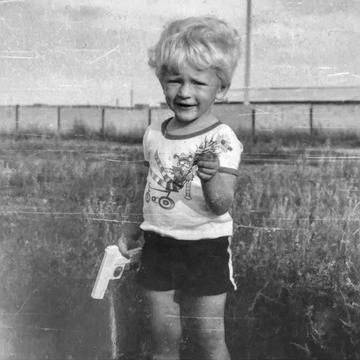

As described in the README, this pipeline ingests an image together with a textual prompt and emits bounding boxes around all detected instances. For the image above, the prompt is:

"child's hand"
[196,152,219,182]
[118,233,143,259]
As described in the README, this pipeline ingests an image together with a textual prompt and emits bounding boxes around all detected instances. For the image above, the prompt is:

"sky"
[0,0,360,106]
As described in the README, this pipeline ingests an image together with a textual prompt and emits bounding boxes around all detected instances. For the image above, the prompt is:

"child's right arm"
[117,195,144,258]
[118,125,150,258]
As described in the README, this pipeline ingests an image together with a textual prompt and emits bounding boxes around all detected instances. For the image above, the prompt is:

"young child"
[120,16,243,360]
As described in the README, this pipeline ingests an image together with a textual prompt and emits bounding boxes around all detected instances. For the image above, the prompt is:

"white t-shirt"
[140,118,243,240]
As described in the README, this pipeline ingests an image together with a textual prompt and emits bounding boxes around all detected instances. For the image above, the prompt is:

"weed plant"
[0,138,360,359]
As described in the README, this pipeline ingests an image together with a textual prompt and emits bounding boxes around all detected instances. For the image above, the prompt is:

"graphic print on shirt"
[146,133,233,210]
[146,150,196,209]
[172,153,197,200]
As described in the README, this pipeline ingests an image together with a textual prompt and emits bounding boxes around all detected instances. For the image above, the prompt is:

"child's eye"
[193,80,207,86]
[167,79,181,84]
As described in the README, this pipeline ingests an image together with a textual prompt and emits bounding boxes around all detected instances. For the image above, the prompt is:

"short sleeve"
[215,125,243,176]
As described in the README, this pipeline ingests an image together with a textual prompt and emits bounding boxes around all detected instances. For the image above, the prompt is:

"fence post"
[148,107,152,125]
[15,104,19,132]
[57,106,61,133]
[251,107,256,143]
[101,107,105,138]
[309,104,313,135]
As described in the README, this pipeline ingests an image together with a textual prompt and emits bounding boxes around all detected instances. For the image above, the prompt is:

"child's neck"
[167,114,219,136]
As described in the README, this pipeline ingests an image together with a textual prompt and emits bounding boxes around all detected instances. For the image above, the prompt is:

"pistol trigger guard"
[112,266,124,280]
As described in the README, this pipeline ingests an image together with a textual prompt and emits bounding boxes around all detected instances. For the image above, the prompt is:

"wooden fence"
[1,101,360,141]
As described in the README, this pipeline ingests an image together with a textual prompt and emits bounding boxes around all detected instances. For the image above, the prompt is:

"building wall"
[18,106,58,132]
[254,104,310,133]
[0,106,16,132]
[313,104,360,134]
[105,108,148,139]
[60,106,102,132]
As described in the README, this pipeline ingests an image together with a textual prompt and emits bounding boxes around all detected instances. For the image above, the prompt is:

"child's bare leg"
[181,292,230,360]
[144,289,181,360]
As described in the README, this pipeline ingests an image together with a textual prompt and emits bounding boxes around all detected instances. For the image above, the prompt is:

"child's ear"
[216,85,229,102]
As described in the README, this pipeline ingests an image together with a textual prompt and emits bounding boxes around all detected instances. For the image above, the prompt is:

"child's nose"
[178,82,192,97]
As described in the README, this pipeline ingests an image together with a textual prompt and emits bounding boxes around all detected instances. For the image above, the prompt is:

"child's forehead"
[163,63,216,78]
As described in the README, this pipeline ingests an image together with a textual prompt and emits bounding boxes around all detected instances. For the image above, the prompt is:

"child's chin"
[174,111,198,122]
[175,116,197,124]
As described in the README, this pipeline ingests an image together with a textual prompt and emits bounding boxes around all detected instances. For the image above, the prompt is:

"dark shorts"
[135,231,237,296]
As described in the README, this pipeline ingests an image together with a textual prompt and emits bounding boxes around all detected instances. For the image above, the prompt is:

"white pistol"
[91,245,142,299]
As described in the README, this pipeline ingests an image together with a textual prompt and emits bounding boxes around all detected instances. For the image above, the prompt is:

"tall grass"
[229,159,360,359]
[0,138,360,359]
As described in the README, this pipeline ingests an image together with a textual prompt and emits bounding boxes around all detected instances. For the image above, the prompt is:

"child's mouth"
[176,103,196,109]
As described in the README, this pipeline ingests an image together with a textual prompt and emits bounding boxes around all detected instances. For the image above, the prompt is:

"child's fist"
[195,152,219,182]
[118,233,143,259]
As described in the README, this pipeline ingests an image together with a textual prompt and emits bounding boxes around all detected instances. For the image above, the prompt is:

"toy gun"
[91,245,142,299]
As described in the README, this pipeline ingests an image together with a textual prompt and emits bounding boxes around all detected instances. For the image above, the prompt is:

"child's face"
[160,64,228,125]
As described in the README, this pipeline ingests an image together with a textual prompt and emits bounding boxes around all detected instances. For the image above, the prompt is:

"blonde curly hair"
[148,16,241,88]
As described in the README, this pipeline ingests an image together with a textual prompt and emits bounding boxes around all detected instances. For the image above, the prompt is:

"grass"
[229,159,360,359]
[1,137,360,359]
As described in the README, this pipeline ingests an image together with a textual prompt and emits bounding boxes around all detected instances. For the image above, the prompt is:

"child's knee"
[195,328,227,353]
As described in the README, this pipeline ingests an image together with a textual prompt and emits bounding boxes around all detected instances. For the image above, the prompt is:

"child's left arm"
[197,155,237,215]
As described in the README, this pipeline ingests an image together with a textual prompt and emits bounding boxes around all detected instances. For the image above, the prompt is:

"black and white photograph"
[1,1,360,359]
